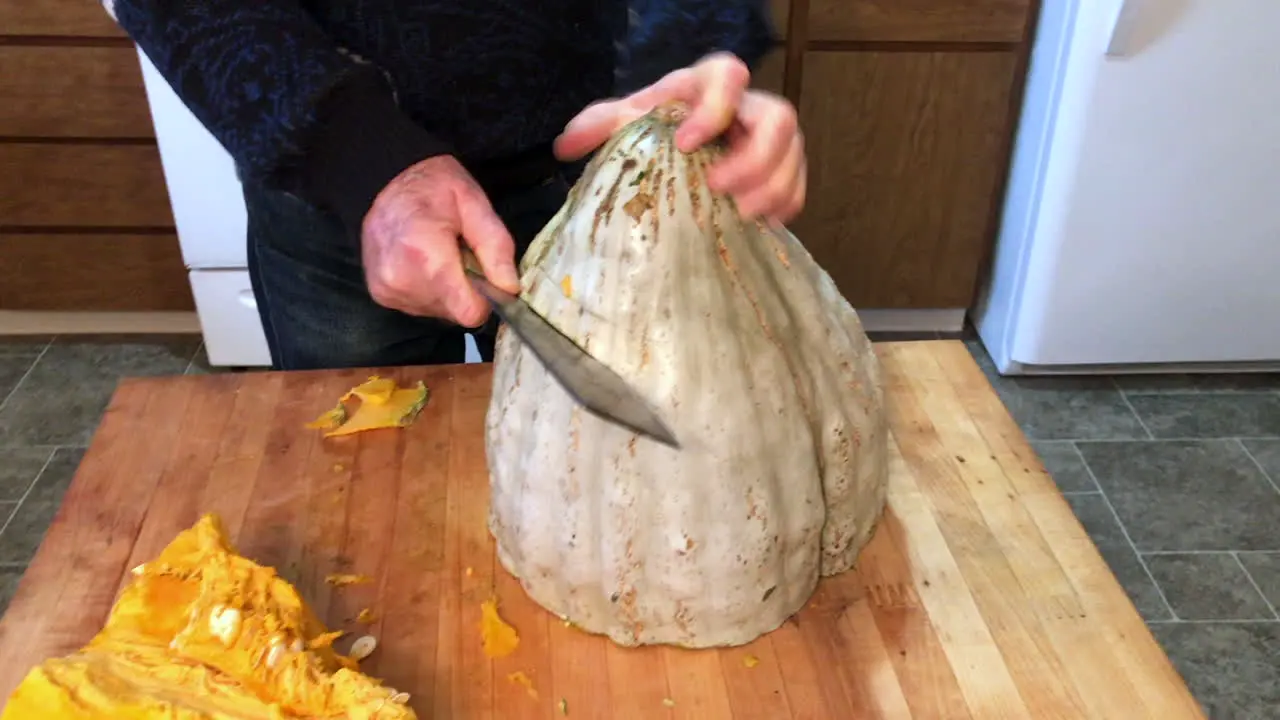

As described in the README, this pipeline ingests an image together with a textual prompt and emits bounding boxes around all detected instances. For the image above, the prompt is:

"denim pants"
[244,173,571,370]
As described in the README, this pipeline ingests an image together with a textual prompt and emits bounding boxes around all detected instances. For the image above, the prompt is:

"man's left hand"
[553,52,807,225]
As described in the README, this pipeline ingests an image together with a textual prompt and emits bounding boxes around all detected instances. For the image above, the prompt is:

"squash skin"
[1,514,413,719]
[485,105,889,648]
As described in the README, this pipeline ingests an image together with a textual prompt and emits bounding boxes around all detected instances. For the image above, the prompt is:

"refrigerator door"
[981,0,1280,370]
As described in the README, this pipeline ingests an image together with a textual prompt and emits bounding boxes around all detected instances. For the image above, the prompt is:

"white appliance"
[972,0,1280,375]
[136,49,480,367]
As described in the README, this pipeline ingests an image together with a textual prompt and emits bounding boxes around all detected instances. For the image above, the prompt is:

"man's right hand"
[360,155,520,327]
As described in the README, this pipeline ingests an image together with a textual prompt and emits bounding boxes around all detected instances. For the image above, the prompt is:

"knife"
[459,247,680,449]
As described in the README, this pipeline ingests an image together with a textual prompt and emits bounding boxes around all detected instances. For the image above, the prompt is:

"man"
[103,1,808,370]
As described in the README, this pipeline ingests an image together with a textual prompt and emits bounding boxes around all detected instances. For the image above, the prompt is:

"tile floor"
[0,331,1278,717]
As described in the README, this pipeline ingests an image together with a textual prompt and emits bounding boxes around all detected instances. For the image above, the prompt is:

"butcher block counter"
[0,340,1204,718]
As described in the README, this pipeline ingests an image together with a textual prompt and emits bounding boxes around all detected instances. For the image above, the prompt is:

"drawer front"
[0,144,173,227]
[0,46,154,138]
[189,270,272,367]
[0,0,124,36]
[0,233,191,311]
[807,0,1032,43]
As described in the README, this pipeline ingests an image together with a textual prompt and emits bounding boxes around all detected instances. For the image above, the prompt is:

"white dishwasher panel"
[189,270,272,368]
[137,48,248,270]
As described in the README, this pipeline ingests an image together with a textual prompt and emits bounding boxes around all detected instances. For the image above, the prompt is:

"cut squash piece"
[479,598,519,658]
[307,377,430,438]
[0,514,415,720]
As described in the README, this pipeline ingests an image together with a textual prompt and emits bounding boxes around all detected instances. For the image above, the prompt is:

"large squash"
[485,104,889,648]
[1,514,413,719]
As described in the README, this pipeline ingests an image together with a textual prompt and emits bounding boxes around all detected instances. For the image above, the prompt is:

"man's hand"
[553,52,806,224]
[361,155,519,326]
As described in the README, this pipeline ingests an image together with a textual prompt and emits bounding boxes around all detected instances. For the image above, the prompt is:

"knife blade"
[460,248,680,449]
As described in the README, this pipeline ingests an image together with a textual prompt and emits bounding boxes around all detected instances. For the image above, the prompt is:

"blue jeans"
[244,174,571,370]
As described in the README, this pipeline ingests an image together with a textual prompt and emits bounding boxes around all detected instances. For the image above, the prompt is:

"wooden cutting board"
[0,341,1204,718]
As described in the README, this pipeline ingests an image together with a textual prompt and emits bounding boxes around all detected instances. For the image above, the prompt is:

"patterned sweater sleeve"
[616,0,782,95]
[103,0,451,240]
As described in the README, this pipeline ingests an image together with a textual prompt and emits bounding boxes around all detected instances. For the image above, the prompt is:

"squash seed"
[208,606,242,646]
[390,692,410,704]
[265,638,286,669]
[349,634,378,660]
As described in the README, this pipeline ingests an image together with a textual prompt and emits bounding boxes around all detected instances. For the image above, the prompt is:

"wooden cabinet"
[0,8,191,312]
[768,0,1039,310]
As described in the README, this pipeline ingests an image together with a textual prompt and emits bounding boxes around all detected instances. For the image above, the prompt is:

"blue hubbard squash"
[485,104,890,648]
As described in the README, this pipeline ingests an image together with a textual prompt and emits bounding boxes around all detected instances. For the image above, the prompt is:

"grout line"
[1069,442,1102,493]
[1140,549,1280,556]
[1076,448,1179,621]
[1237,438,1280,496]
[1054,436,1280,444]
[0,449,57,538]
[1233,551,1280,621]
[0,562,26,570]
[183,341,204,376]
[1146,618,1280,625]
[0,342,50,417]
[1112,377,1155,440]
[1059,490,1102,497]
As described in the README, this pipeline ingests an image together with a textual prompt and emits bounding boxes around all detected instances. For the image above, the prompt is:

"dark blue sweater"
[105,0,778,237]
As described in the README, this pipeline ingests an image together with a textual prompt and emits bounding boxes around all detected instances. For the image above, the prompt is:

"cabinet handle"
[238,289,258,309]
[1105,0,1142,58]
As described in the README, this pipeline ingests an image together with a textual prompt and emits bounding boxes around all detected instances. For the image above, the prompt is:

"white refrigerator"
[972,0,1280,375]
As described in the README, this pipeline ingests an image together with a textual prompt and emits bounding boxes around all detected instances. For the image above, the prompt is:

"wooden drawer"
[0,232,191,311]
[807,0,1032,43]
[752,47,787,96]
[0,143,173,227]
[0,0,124,36]
[0,47,154,138]
[790,50,1019,308]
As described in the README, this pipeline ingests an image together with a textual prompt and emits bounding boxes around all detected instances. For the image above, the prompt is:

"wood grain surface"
[0,143,172,228]
[0,341,1205,718]
[806,0,1031,44]
[0,46,155,138]
[0,0,124,38]
[0,233,191,311]
[792,51,1019,308]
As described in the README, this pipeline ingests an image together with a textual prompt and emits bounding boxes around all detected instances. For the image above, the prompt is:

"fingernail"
[495,263,520,293]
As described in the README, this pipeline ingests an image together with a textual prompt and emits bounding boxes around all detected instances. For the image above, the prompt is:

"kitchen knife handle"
[458,244,485,279]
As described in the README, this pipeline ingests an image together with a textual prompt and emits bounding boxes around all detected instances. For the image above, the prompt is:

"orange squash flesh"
[1,514,414,719]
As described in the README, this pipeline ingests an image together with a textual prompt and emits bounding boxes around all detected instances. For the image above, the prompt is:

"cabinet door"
[791,51,1018,308]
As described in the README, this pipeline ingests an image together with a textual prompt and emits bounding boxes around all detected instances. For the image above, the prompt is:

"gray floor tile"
[0,501,59,565]
[1127,392,1280,438]
[1029,441,1097,493]
[1237,552,1280,610]
[1063,494,1171,621]
[0,356,34,403]
[994,378,1149,441]
[1143,553,1274,621]
[0,336,52,356]
[1151,622,1280,720]
[24,447,84,505]
[0,566,22,616]
[1116,372,1280,394]
[0,335,199,446]
[185,343,212,375]
[1078,440,1280,552]
[1241,439,1280,487]
[0,446,53,502]
[963,339,1149,441]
